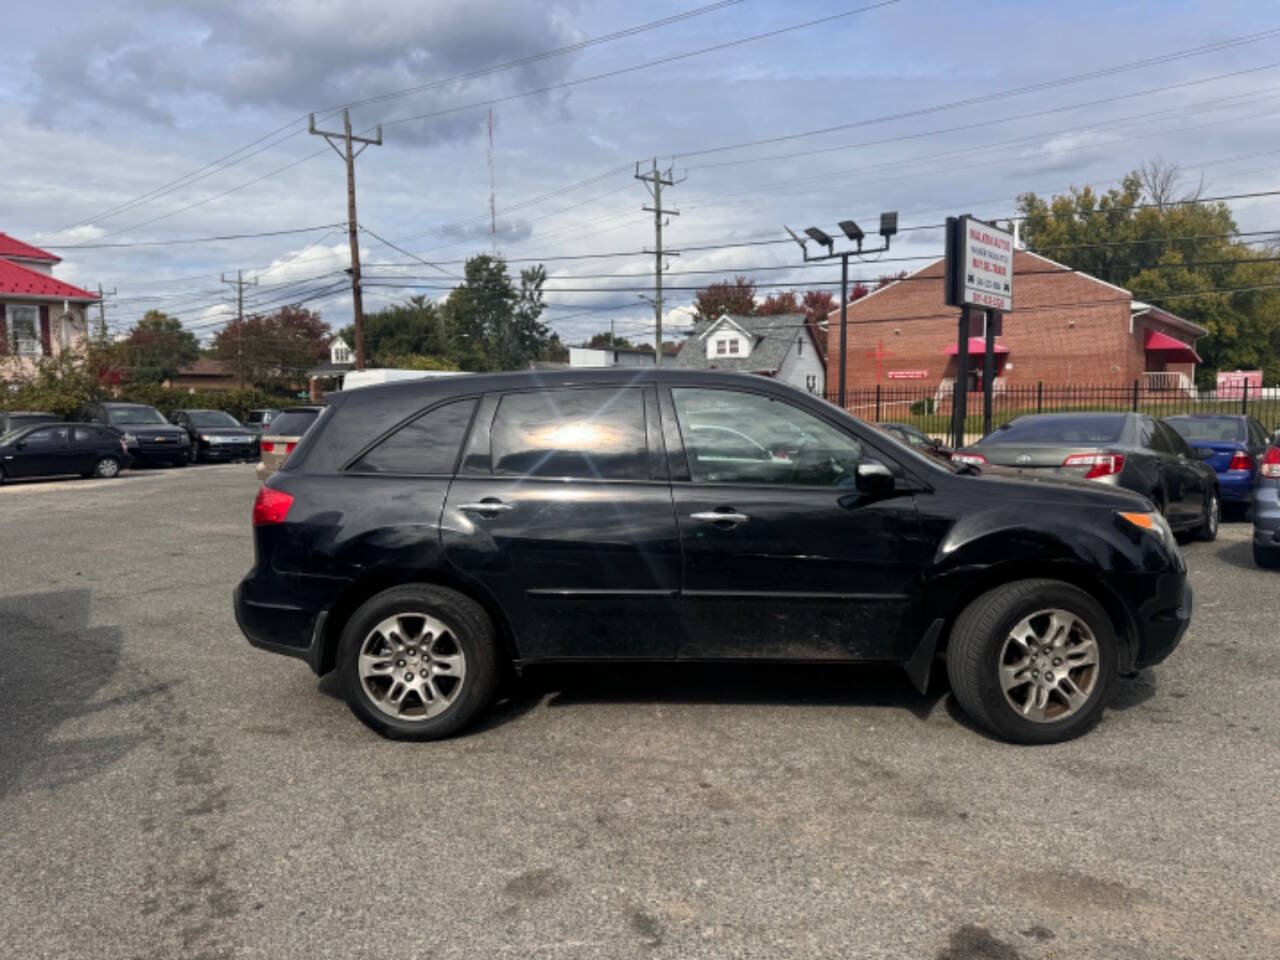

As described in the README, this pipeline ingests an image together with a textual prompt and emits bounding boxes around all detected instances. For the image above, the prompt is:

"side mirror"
[855,458,895,495]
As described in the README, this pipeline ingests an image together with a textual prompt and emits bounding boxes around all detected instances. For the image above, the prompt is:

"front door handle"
[457,500,515,515]
[691,510,749,525]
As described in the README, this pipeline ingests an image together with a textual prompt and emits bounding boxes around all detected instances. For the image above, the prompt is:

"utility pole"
[636,159,683,365]
[222,269,257,389]
[94,284,115,343]
[310,108,382,370]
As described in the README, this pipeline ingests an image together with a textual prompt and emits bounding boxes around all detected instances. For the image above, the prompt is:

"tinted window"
[73,426,106,443]
[1165,417,1245,443]
[106,406,167,426]
[189,411,240,427]
[266,410,320,437]
[1146,418,1172,453]
[984,415,1125,445]
[350,399,476,475]
[24,427,69,443]
[1157,421,1193,457]
[490,388,647,480]
[673,388,863,487]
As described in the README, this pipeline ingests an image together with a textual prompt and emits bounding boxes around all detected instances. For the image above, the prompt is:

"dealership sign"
[945,215,1014,312]
[1216,369,1263,399]
[887,369,929,380]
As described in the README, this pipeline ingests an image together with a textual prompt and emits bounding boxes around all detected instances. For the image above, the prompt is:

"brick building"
[826,249,1206,398]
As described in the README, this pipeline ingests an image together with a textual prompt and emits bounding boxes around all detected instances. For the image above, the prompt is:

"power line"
[669,27,1280,161]
[39,223,344,250]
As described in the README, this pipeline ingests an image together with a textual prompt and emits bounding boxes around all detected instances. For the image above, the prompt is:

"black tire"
[1196,490,1220,542]
[946,579,1118,745]
[92,456,121,479]
[337,584,499,740]
[1254,543,1280,569]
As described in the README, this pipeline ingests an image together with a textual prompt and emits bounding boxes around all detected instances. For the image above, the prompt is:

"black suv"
[234,370,1192,744]
[78,402,191,466]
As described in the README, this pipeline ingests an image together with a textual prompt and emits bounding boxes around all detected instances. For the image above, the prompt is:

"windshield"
[189,411,241,427]
[107,407,168,426]
[265,409,319,437]
[983,415,1125,445]
[0,428,26,446]
[1165,416,1245,443]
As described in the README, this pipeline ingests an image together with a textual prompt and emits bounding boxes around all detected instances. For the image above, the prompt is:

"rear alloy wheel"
[337,584,499,740]
[92,456,121,479]
[947,579,1117,744]
[1196,491,1220,542]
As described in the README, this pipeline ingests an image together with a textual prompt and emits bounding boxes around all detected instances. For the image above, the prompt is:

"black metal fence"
[826,381,1280,444]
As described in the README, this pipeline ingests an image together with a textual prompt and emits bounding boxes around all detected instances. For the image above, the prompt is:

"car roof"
[5,410,57,416]
[1163,413,1244,420]
[1009,411,1131,422]
[98,402,158,409]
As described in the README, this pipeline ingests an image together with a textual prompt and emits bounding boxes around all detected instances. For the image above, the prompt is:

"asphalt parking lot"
[1,464,1277,960]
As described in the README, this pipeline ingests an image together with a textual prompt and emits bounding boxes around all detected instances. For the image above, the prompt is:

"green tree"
[1017,163,1280,383]
[585,331,637,349]
[341,295,452,366]
[441,256,559,371]
[124,310,199,382]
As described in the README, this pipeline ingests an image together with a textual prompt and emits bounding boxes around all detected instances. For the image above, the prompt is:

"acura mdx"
[234,370,1191,744]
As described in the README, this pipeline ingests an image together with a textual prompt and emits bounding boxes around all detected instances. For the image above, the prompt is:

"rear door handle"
[457,500,515,514]
[691,511,749,524]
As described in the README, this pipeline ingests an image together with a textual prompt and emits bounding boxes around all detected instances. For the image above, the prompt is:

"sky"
[4,0,1280,349]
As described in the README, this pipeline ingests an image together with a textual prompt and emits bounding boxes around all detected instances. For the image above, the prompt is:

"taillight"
[252,486,294,526]
[285,441,297,454]
[1261,446,1280,478]
[952,452,987,465]
[1228,450,1253,472]
[261,441,274,454]
[1063,452,1125,479]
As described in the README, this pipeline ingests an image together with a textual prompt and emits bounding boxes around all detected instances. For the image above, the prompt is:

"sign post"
[945,215,1014,449]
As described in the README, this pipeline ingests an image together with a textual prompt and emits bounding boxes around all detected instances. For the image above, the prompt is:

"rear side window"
[73,426,106,442]
[985,415,1125,445]
[1166,417,1245,443]
[266,410,319,437]
[349,399,476,475]
[490,388,647,480]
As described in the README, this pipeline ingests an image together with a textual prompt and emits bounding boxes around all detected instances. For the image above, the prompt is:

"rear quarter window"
[265,410,320,437]
[348,399,477,475]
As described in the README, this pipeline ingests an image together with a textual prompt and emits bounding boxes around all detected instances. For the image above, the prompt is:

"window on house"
[333,344,351,363]
[716,339,727,355]
[728,339,739,355]
[8,306,40,356]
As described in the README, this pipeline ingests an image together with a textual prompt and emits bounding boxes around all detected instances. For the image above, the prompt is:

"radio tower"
[488,109,497,255]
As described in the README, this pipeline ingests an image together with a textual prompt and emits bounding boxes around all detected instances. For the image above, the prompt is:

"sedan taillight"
[1261,446,1280,478]
[285,441,297,454]
[951,451,987,465]
[261,442,274,454]
[1228,450,1254,472]
[1063,452,1125,479]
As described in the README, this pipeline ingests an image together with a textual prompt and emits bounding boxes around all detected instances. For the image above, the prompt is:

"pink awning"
[943,337,1009,356]
[1144,328,1201,363]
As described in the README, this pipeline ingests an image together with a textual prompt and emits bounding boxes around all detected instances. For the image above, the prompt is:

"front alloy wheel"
[357,613,467,721]
[998,610,1099,723]
[93,456,120,479]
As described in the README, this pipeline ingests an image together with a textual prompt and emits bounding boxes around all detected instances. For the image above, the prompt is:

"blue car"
[1163,414,1272,511]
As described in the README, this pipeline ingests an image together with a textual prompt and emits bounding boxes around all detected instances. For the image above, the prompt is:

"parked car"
[244,408,282,440]
[1163,414,1270,515]
[77,402,191,467]
[878,421,952,460]
[0,422,131,482]
[0,411,58,434]
[954,412,1219,540]
[1253,443,1280,568]
[256,406,324,481]
[170,409,259,463]
[235,370,1192,745]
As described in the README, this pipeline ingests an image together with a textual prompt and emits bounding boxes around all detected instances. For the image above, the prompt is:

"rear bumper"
[233,578,328,674]
[1252,483,1280,543]
[1217,471,1254,502]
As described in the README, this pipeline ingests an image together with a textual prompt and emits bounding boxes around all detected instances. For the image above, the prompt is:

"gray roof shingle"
[673,314,806,374]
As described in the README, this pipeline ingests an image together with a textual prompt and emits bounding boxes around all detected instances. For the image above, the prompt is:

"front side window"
[350,398,476,475]
[490,388,647,480]
[23,426,68,444]
[672,388,863,487]
[8,306,40,355]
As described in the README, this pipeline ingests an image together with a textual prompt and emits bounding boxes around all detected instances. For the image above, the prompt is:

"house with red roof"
[0,232,100,377]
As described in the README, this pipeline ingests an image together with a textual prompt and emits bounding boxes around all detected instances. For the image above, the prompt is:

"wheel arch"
[934,560,1140,674]
[316,566,518,675]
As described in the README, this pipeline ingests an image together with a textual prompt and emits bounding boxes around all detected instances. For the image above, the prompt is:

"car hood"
[958,463,1151,509]
[119,425,185,438]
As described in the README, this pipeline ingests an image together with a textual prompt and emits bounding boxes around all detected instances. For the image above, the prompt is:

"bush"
[909,398,935,416]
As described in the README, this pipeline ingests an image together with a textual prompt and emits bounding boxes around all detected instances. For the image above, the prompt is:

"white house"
[673,313,826,395]
[0,231,100,377]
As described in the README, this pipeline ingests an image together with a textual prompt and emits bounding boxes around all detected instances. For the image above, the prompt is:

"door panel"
[9,427,69,477]
[665,386,926,661]
[441,387,681,661]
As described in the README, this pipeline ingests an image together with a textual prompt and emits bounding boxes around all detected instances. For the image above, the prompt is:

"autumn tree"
[693,276,757,321]
[756,290,799,315]
[213,304,329,387]
[124,310,199,382]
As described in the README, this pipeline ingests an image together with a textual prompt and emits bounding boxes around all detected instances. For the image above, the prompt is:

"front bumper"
[1132,576,1193,670]
[200,442,258,460]
[128,442,189,463]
